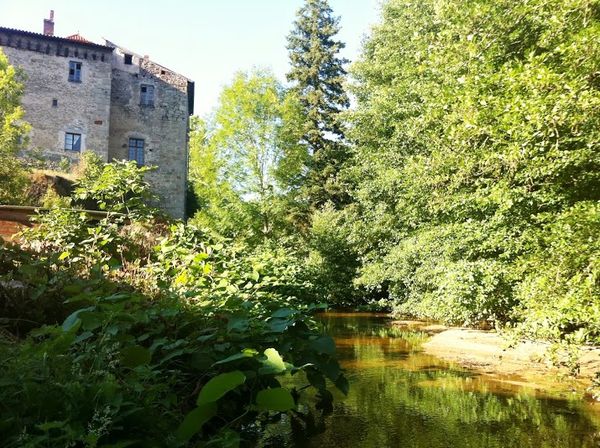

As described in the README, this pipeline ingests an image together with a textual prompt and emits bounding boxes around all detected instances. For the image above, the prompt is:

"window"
[68,61,81,82]
[64,133,81,151]
[128,138,145,165]
[124,54,133,65]
[52,99,58,107]
[140,84,154,106]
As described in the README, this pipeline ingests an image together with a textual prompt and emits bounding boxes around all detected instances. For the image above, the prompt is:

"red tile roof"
[0,26,113,51]
[65,33,92,43]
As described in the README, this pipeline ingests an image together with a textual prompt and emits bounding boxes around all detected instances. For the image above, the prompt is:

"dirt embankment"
[393,320,600,383]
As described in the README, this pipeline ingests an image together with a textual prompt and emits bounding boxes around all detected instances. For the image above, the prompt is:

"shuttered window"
[140,84,154,106]
[68,61,81,82]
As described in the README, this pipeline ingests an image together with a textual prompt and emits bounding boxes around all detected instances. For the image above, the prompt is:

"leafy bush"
[347,0,600,335]
[0,160,347,446]
[513,202,600,345]
[73,152,158,217]
[305,204,363,307]
[0,48,30,204]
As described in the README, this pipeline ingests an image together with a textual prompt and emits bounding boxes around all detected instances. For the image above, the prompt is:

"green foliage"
[0,48,30,204]
[512,201,600,344]
[305,203,362,306]
[73,152,158,217]
[287,0,350,208]
[0,160,347,446]
[348,0,600,337]
[189,71,294,242]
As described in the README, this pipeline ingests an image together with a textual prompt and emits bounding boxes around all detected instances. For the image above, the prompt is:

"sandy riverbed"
[393,320,600,389]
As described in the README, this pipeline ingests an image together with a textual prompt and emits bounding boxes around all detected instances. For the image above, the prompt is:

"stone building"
[0,11,194,219]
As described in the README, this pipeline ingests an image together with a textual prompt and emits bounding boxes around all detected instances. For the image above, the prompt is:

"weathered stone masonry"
[0,13,194,219]
[0,28,113,163]
[107,42,193,219]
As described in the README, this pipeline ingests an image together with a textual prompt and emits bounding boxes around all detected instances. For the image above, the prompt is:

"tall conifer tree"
[286,0,349,208]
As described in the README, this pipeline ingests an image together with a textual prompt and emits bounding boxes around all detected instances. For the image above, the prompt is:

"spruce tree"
[286,0,350,208]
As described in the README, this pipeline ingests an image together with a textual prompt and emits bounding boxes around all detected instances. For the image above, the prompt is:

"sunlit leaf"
[258,348,286,375]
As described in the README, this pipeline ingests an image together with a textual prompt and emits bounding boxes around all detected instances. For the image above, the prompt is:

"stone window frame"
[140,84,155,107]
[68,60,82,82]
[128,138,145,166]
[64,132,82,152]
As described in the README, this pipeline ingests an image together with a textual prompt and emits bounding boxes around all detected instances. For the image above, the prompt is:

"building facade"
[0,12,194,219]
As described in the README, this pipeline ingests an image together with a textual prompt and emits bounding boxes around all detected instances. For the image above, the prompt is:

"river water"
[291,312,600,448]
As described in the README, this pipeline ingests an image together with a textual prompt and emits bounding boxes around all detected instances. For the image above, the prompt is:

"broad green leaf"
[121,345,151,368]
[74,331,94,344]
[79,311,103,331]
[227,317,249,332]
[175,402,217,442]
[268,318,290,333]
[272,308,294,318]
[62,306,95,332]
[197,333,216,342]
[258,348,286,375]
[213,348,258,366]
[256,387,295,411]
[197,371,246,405]
[310,336,336,355]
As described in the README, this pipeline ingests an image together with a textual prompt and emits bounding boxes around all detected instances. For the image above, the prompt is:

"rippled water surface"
[291,312,600,448]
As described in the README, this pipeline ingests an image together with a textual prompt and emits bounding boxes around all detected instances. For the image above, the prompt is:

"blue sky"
[0,0,381,116]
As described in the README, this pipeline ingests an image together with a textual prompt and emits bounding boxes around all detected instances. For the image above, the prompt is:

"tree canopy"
[286,0,350,208]
[347,0,600,343]
[0,48,29,204]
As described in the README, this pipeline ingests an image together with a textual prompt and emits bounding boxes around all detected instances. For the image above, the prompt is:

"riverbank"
[392,320,600,392]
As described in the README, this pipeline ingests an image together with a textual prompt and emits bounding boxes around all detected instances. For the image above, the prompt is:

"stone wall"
[0,29,192,220]
[0,31,113,165]
[108,47,189,219]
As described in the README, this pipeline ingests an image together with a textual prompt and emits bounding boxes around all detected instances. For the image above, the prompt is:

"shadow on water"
[267,312,600,448]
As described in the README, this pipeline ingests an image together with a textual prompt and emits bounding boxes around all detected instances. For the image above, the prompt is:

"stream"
[289,312,600,447]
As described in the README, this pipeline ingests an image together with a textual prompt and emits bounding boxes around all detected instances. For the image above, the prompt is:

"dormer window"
[140,84,154,106]
[124,54,133,65]
[68,61,81,82]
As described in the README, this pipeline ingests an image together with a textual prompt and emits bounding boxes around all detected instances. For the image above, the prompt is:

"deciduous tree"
[0,49,29,203]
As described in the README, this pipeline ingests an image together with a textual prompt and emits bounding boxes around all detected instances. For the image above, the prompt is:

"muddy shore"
[393,320,600,389]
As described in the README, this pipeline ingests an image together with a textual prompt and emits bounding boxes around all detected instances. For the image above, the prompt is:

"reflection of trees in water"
[305,315,600,448]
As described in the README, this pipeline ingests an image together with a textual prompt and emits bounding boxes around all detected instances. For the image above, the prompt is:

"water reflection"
[294,313,600,448]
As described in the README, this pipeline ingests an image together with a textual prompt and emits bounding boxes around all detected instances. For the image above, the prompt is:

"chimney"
[43,10,54,36]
